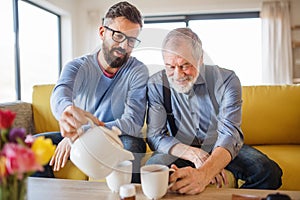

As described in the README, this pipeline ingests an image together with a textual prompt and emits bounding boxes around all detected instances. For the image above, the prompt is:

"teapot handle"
[77,117,96,135]
[68,117,96,145]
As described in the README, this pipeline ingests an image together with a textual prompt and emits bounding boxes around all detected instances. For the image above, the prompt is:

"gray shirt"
[146,64,243,159]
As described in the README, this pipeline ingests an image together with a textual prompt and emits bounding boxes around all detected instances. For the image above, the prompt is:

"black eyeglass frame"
[103,26,141,48]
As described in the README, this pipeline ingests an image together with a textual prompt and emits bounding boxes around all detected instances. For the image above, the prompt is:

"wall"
[290,0,300,81]
[36,0,300,74]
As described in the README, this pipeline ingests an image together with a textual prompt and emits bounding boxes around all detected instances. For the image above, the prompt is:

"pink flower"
[24,135,35,147]
[0,109,16,129]
[2,143,43,179]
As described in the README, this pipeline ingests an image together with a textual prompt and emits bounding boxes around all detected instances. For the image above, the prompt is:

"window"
[0,0,61,103]
[0,0,15,102]
[134,13,261,85]
[189,18,262,85]
[18,1,60,102]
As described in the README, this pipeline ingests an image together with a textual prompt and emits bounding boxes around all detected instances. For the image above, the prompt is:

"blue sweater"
[51,51,149,137]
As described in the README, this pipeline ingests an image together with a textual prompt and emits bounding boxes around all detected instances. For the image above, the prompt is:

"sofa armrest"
[0,101,35,134]
[32,84,59,133]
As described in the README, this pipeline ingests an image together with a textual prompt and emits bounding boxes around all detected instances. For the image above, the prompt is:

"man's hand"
[169,164,208,195]
[169,145,231,194]
[209,169,228,188]
[190,147,228,187]
[191,148,228,188]
[59,105,104,138]
[49,137,72,171]
[169,164,228,195]
[188,146,210,168]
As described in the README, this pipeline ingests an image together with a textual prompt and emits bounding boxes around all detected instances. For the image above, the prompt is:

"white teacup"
[106,160,133,193]
[140,164,174,200]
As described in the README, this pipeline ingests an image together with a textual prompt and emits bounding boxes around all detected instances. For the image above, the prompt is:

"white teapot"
[70,120,134,179]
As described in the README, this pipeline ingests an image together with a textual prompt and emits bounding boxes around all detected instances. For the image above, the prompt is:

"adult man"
[146,28,282,194]
[36,1,148,183]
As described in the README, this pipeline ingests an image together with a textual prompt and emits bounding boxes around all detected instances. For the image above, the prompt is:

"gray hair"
[162,28,203,61]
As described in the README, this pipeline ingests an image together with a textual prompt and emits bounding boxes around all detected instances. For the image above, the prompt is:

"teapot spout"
[119,149,135,162]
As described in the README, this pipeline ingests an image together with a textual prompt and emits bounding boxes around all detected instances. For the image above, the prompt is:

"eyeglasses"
[104,26,141,48]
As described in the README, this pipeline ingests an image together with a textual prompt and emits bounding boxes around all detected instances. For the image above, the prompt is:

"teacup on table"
[140,164,174,200]
[106,160,133,193]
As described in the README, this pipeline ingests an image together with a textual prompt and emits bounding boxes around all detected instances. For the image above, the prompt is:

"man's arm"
[213,69,244,159]
[170,143,209,168]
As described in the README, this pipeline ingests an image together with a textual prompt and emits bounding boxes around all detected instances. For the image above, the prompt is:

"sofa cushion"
[253,145,300,190]
[242,85,300,145]
[32,84,59,134]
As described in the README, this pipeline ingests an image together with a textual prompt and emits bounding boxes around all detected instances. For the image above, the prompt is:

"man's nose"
[119,39,129,49]
[174,66,184,77]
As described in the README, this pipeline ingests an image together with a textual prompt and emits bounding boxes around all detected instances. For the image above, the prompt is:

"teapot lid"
[99,126,124,148]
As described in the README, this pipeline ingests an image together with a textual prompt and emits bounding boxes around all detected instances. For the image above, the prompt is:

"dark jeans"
[146,144,282,189]
[31,132,146,183]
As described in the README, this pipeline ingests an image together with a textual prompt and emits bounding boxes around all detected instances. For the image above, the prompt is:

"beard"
[102,41,129,68]
[168,74,197,94]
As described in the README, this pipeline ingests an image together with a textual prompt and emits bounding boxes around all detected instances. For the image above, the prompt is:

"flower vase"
[1,108,55,200]
[0,175,27,200]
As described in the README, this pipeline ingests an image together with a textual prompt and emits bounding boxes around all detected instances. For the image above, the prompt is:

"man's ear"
[199,54,204,66]
[99,26,105,40]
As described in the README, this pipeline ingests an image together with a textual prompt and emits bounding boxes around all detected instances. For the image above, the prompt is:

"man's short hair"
[104,1,143,28]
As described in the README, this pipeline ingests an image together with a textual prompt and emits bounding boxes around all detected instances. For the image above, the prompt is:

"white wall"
[36,0,300,66]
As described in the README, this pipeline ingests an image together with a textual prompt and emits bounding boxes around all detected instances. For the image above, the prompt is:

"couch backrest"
[241,85,300,145]
[33,84,300,144]
[32,84,59,134]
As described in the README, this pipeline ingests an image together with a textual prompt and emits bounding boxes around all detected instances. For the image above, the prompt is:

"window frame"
[144,12,259,25]
[12,0,62,100]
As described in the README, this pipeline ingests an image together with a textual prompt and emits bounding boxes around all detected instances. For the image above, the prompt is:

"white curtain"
[261,1,293,84]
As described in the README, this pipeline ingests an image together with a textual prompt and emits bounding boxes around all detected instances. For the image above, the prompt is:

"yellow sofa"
[241,85,300,191]
[1,84,299,190]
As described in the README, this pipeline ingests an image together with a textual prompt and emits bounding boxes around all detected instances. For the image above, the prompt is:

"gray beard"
[167,74,198,94]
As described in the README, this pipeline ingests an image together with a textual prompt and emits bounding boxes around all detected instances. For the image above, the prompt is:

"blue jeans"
[146,144,282,189]
[31,132,146,183]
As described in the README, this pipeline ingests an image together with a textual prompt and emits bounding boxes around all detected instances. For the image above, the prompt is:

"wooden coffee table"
[27,177,300,200]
